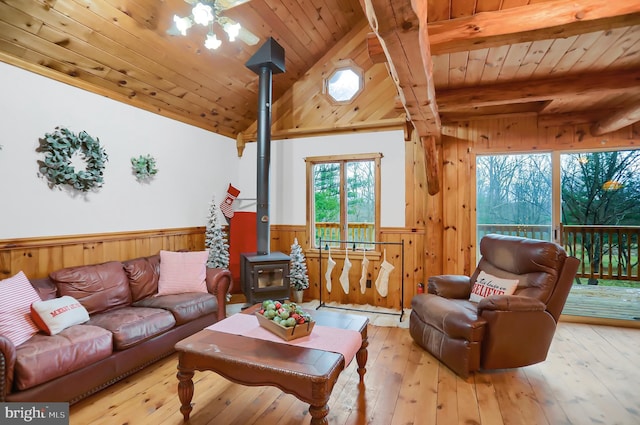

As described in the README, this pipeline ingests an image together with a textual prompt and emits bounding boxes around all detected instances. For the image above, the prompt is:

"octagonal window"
[325,65,363,104]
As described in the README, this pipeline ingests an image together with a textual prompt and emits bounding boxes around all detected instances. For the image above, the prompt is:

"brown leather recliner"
[410,234,580,378]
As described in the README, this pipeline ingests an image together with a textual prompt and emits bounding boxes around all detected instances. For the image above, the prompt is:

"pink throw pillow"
[31,295,90,335]
[0,271,42,346]
[157,250,208,295]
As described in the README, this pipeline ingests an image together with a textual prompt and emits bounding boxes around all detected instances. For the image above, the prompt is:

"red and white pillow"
[157,250,209,295]
[31,295,90,335]
[0,271,42,346]
[469,271,519,302]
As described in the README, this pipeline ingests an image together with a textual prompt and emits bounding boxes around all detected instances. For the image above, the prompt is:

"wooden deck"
[562,285,640,322]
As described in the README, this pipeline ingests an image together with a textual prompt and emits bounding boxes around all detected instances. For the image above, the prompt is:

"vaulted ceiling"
[1,0,639,147]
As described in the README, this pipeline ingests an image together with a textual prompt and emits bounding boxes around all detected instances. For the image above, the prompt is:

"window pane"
[347,161,375,247]
[476,153,552,243]
[313,163,340,247]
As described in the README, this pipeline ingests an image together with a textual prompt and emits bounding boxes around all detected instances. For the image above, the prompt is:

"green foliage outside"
[477,150,640,289]
[313,160,375,246]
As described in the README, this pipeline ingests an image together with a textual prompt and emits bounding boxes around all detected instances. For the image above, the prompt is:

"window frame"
[305,153,382,251]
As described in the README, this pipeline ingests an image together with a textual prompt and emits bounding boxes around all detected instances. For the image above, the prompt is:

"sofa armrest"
[428,275,472,299]
[478,294,546,314]
[206,268,233,322]
[0,335,17,401]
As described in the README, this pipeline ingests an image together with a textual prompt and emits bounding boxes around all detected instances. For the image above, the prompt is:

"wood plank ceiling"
[1,0,639,145]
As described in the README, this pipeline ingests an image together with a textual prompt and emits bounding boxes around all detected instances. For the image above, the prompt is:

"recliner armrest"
[478,294,546,313]
[428,275,472,299]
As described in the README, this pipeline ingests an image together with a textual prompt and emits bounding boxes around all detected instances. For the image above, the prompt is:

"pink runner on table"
[205,313,362,366]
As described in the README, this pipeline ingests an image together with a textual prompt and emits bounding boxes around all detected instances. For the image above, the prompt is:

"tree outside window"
[307,153,381,250]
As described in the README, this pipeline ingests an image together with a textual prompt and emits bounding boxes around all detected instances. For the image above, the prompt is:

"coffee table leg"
[309,403,329,425]
[356,336,369,383]
[177,367,195,421]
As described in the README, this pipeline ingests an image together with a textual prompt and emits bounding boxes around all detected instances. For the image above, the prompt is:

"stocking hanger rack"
[317,238,405,321]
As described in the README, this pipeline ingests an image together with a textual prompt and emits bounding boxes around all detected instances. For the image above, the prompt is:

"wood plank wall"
[0,227,206,280]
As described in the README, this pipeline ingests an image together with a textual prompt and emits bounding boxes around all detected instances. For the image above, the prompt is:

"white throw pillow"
[31,296,90,335]
[469,271,519,302]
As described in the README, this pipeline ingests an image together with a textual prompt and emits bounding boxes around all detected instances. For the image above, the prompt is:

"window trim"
[305,153,382,251]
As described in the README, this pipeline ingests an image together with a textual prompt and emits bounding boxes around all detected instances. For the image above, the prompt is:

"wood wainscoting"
[270,225,425,310]
[0,227,206,280]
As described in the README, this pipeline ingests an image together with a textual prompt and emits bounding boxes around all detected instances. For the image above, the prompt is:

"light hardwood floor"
[69,323,640,425]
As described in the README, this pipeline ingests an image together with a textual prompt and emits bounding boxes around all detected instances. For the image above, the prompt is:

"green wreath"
[37,126,108,192]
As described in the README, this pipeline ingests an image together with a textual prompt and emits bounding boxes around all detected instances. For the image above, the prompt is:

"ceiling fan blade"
[216,0,251,10]
[238,27,260,46]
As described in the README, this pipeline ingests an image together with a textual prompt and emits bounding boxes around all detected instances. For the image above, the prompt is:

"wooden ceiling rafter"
[362,0,442,195]
[366,1,640,135]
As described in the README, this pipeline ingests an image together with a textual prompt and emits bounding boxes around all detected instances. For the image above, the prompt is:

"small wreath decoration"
[37,126,108,192]
[131,154,158,181]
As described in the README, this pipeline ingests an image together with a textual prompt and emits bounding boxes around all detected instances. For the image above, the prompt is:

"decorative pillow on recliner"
[157,250,208,295]
[469,271,519,302]
[30,296,90,335]
[0,271,42,346]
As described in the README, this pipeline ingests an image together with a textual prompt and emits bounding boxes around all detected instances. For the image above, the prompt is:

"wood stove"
[240,252,290,305]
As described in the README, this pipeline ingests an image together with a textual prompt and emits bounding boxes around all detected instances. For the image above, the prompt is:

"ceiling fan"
[168,0,260,49]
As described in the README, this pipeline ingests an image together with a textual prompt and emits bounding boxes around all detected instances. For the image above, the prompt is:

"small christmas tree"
[205,196,230,269]
[289,238,309,291]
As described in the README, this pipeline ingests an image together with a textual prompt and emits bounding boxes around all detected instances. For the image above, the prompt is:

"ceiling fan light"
[192,3,214,26]
[223,22,241,42]
[205,33,222,50]
[173,15,193,36]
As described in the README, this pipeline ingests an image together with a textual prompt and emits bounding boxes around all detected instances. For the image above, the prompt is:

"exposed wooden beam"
[591,102,640,136]
[362,0,442,194]
[362,0,441,136]
[437,69,640,111]
[421,135,439,195]
[429,0,640,55]
[367,1,640,56]
[537,110,621,127]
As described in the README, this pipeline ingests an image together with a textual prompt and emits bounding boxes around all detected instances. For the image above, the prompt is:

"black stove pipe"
[255,65,272,255]
[245,38,285,256]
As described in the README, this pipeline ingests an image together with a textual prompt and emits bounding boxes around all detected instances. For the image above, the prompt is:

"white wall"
[235,130,406,227]
[0,62,406,240]
[0,62,238,239]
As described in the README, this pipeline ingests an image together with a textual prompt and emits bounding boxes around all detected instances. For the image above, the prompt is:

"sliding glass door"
[476,153,553,248]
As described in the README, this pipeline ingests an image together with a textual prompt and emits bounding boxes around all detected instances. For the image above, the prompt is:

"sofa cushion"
[14,324,113,390]
[0,271,42,347]
[30,296,90,335]
[123,255,160,302]
[50,261,132,315]
[158,250,208,295]
[133,292,217,325]
[87,307,176,350]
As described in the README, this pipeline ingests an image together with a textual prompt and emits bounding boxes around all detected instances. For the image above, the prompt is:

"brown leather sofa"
[410,234,580,378]
[0,254,232,404]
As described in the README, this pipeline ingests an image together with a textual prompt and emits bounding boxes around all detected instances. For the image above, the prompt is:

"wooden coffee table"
[175,306,369,425]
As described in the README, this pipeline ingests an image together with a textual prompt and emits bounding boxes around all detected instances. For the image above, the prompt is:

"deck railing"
[477,224,553,241]
[478,224,640,282]
[315,222,375,246]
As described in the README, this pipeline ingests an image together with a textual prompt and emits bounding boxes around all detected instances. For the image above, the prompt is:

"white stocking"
[359,250,369,294]
[375,249,394,297]
[325,248,336,293]
[339,249,351,294]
